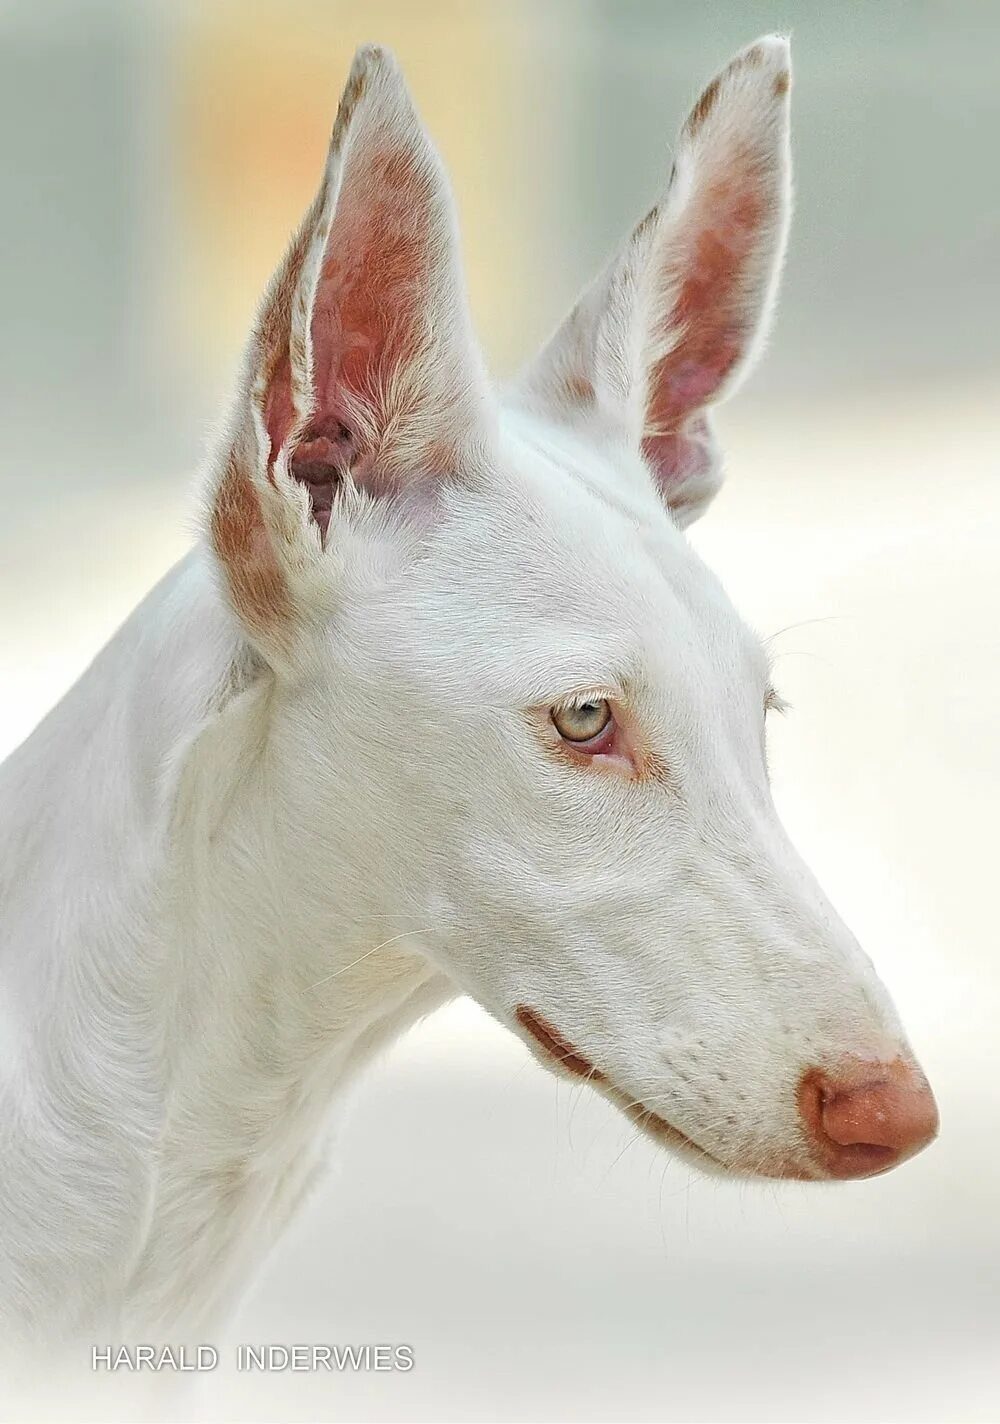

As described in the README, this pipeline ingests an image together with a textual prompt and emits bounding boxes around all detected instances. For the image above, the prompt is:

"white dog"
[0,36,937,1344]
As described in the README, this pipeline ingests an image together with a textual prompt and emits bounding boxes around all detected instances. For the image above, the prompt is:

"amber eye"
[551,698,612,743]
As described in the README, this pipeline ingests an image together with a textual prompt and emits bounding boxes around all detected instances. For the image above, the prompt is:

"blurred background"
[1,1,997,1420]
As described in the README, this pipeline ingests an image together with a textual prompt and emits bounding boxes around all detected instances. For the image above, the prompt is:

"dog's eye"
[552,699,612,744]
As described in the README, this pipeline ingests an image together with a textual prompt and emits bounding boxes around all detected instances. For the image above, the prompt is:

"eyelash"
[764,686,789,716]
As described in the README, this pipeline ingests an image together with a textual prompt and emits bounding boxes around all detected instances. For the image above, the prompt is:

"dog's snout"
[798,1057,938,1179]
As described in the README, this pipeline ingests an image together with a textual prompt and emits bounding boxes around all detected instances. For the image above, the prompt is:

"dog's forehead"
[470,412,752,646]
[497,407,668,532]
[461,412,669,599]
[409,411,764,698]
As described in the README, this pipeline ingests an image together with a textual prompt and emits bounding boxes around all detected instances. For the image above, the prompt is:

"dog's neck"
[0,549,452,1339]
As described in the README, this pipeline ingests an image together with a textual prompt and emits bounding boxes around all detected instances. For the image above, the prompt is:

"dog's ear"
[208,45,491,670]
[517,36,791,527]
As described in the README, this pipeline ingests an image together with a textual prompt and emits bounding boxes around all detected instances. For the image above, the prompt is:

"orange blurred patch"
[171,0,534,380]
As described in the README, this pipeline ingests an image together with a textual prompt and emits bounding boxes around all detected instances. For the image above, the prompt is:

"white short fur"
[0,37,919,1344]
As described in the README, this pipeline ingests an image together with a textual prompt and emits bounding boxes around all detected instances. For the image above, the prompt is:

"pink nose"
[798,1057,939,1179]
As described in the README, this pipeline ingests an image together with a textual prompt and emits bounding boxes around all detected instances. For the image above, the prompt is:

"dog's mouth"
[514,1004,722,1168]
[514,1004,814,1180]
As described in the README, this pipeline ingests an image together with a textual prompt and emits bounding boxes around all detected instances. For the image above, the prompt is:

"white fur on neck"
[0,551,451,1340]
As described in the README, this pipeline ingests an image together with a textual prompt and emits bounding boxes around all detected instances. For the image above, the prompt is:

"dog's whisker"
[308,927,436,991]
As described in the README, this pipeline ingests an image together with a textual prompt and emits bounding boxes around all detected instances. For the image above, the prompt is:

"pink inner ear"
[641,415,713,507]
[260,144,439,534]
[311,148,432,412]
[646,168,764,451]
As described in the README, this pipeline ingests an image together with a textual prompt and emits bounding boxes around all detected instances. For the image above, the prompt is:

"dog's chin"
[605,1084,731,1174]
[600,1081,815,1181]
[514,1003,816,1182]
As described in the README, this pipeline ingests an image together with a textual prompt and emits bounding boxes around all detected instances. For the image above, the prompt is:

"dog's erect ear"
[516,36,792,527]
[208,45,491,669]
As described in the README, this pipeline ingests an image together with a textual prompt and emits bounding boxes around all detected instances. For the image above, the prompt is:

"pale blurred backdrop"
[1,2,998,1421]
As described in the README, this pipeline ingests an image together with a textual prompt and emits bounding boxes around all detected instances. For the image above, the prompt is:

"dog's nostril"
[798,1057,938,1180]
